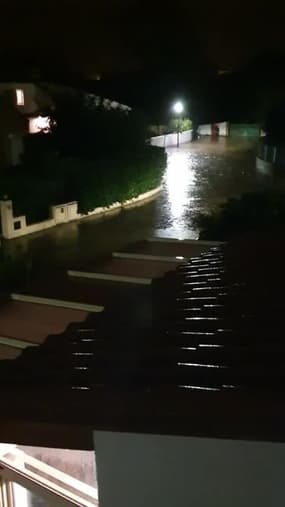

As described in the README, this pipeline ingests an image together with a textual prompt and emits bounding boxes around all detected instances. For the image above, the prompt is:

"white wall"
[198,122,229,136]
[51,202,79,223]
[217,121,228,136]
[94,430,285,507]
[0,187,161,239]
[198,123,212,136]
[150,129,192,147]
[0,200,77,239]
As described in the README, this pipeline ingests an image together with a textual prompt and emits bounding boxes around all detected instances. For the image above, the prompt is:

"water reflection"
[165,150,196,218]
[156,147,199,239]
[155,138,268,239]
[164,150,196,238]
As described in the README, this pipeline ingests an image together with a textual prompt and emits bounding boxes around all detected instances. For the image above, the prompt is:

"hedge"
[0,146,166,223]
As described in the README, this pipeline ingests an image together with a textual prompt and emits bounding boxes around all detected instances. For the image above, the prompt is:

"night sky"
[1,0,285,77]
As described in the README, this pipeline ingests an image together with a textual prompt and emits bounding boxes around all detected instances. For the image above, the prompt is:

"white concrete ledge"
[11,293,104,313]
[122,186,162,209]
[84,201,122,218]
[1,186,161,240]
[112,252,186,263]
[149,237,224,246]
[68,270,152,285]
[0,335,37,349]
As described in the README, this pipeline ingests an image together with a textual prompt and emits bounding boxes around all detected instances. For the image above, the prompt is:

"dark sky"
[1,0,285,76]
[192,1,285,69]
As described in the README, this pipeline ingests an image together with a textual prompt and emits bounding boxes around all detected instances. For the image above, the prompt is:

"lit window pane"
[29,116,51,134]
[16,89,24,106]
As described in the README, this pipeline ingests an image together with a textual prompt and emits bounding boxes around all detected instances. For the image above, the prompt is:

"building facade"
[0,81,131,170]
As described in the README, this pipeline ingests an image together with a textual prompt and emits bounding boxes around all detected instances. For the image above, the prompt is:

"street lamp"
[172,101,184,147]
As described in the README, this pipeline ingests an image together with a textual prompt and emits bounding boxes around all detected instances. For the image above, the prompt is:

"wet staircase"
[0,238,214,360]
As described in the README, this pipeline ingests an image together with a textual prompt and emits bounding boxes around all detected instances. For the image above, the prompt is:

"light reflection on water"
[155,147,199,239]
[163,150,196,238]
[154,138,268,240]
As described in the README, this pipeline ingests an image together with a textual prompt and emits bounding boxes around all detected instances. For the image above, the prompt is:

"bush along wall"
[76,146,166,214]
[0,146,166,223]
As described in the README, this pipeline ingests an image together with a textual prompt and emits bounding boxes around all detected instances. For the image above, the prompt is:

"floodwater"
[2,138,271,271]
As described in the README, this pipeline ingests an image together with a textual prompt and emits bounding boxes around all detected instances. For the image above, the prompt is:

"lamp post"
[173,101,184,148]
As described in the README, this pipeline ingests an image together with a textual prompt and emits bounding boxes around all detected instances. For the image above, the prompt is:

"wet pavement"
[2,137,271,272]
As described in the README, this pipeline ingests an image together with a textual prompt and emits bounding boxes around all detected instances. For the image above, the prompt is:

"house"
[0,80,132,169]
[0,81,54,136]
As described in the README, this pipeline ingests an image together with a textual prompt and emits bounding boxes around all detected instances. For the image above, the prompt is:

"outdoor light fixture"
[173,101,184,114]
[172,101,184,146]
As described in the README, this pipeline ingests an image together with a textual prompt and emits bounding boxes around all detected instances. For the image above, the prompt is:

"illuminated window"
[29,116,51,134]
[16,89,24,106]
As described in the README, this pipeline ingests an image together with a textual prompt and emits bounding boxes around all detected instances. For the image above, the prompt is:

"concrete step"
[121,239,219,258]
[69,258,179,283]
[11,293,103,313]
[0,301,89,344]
[13,271,153,330]
[0,300,91,360]
[14,274,150,308]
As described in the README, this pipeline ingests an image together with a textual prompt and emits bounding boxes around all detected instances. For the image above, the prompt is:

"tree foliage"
[168,118,192,133]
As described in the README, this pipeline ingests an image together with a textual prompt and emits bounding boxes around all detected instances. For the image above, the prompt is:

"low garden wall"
[0,187,161,240]
[150,130,192,148]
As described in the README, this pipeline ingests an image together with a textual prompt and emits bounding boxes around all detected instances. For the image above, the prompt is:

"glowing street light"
[173,101,184,115]
[172,101,184,147]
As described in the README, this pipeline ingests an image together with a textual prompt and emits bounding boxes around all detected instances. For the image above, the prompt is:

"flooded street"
[3,138,270,271]
[156,137,261,239]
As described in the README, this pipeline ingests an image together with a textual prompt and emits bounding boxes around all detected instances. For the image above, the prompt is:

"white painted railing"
[0,445,98,507]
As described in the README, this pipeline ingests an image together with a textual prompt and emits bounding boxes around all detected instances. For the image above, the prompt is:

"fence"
[198,122,229,137]
[150,129,192,148]
[229,123,260,137]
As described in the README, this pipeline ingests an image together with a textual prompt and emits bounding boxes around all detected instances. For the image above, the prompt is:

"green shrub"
[77,146,166,214]
[0,146,166,222]
[169,118,192,133]
[196,190,285,241]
